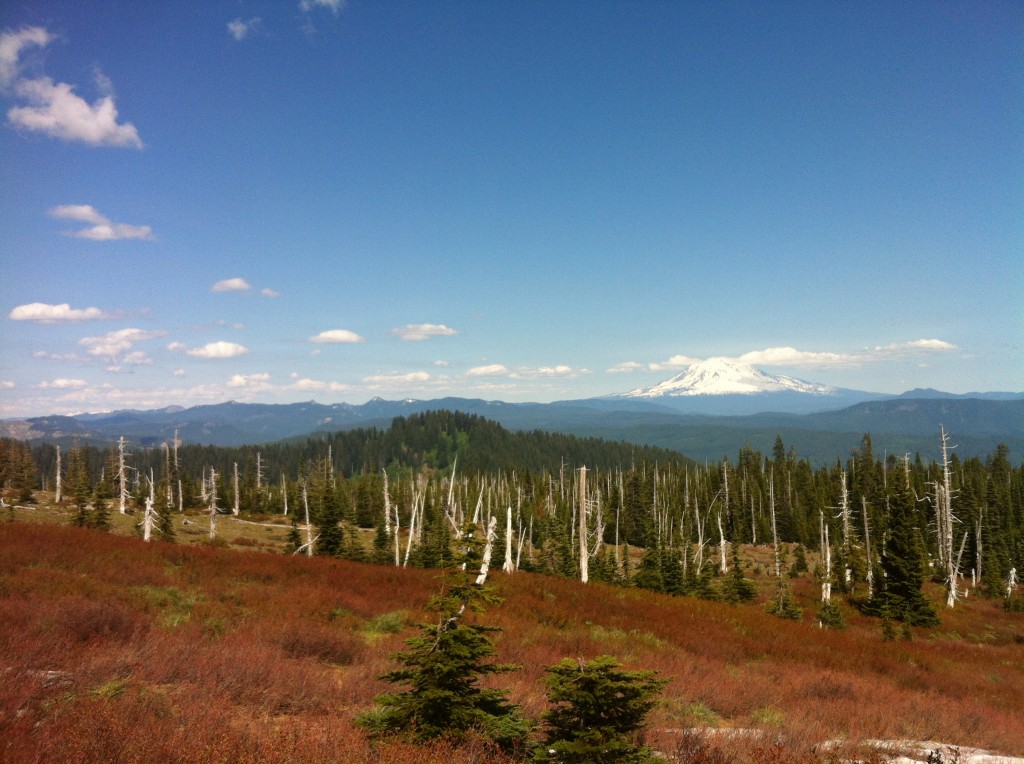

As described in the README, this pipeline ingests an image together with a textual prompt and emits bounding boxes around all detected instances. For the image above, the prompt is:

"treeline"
[2,411,1022,615]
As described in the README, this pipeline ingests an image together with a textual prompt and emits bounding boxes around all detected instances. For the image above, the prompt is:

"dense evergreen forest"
[2,409,1021,617]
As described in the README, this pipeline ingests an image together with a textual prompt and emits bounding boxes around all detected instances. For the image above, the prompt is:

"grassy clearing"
[1,506,1023,762]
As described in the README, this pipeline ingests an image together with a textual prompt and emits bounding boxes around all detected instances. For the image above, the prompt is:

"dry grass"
[1,516,1022,762]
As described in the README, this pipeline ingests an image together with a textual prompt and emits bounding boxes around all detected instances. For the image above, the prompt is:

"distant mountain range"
[2,360,1022,464]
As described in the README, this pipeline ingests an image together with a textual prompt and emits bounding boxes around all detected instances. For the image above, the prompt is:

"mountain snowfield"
[623,357,836,398]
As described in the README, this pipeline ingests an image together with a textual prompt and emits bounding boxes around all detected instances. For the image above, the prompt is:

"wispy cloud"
[1,27,142,148]
[227,372,271,389]
[79,328,165,363]
[261,287,279,298]
[168,340,249,359]
[647,354,702,372]
[227,17,262,41]
[466,364,509,377]
[607,361,645,374]
[48,204,152,240]
[364,371,431,385]
[0,26,52,87]
[389,323,459,342]
[9,302,113,322]
[210,277,251,293]
[309,329,364,344]
[300,0,344,15]
[737,340,959,368]
[626,340,960,375]
[465,363,588,380]
[37,377,87,390]
[289,376,352,392]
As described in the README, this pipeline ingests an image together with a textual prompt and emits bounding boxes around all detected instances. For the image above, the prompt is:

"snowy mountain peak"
[624,357,835,398]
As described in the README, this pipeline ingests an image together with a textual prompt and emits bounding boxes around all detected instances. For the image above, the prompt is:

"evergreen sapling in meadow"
[357,519,530,753]
[533,655,667,763]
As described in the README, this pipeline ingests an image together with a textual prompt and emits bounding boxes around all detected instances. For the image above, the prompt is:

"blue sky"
[1,1,1021,417]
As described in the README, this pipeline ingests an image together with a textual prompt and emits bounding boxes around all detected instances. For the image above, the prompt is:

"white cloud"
[33,350,82,361]
[389,323,459,341]
[636,340,961,375]
[121,351,152,366]
[48,204,152,240]
[648,354,702,372]
[466,364,509,377]
[184,341,249,359]
[8,75,143,148]
[737,347,851,367]
[38,377,87,389]
[47,204,106,224]
[9,302,110,322]
[1,29,140,148]
[172,368,186,377]
[261,288,279,298]
[289,377,351,392]
[1,380,14,389]
[0,27,52,88]
[210,277,251,293]
[607,361,644,374]
[363,371,431,385]
[227,372,271,389]
[736,340,959,368]
[227,17,262,41]
[300,0,344,14]
[877,339,958,354]
[309,329,365,344]
[79,328,165,361]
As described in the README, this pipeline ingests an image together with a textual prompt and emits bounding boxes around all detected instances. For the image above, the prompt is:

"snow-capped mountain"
[624,358,835,398]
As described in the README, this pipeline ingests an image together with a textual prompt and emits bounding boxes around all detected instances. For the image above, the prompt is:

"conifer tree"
[358,521,529,753]
[67,448,91,527]
[90,471,113,531]
[767,578,802,621]
[874,479,939,626]
[533,655,667,763]
[720,545,756,604]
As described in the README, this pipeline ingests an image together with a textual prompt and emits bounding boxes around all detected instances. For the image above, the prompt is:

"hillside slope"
[1,520,1022,762]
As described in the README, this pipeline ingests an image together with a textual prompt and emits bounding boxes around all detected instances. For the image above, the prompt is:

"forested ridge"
[2,409,1021,614]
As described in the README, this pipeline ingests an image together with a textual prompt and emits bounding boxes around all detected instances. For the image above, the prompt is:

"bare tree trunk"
[208,468,219,540]
[838,469,852,585]
[503,504,515,573]
[769,472,780,577]
[863,497,873,601]
[475,516,499,585]
[54,446,62,503]
[974,508,983,589]
[820,510,831,603]
[718,510,728,574]
[579,466,589,583]
[382,470,392,537]
[233,462,240,516]
[140,474,159,542]
[117,436,130,514]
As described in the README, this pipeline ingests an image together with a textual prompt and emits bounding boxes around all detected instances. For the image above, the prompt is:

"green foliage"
[720,546,757,604]
[533,655,667,763]
[90,474,113,532]
[766,579,802,621]
[357,524,529,753]
[871,478,939,627]
[789,545,809,577]
[816,599,846,629]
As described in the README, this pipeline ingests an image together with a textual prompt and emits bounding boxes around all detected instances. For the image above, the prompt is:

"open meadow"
[1,499,1022,763]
